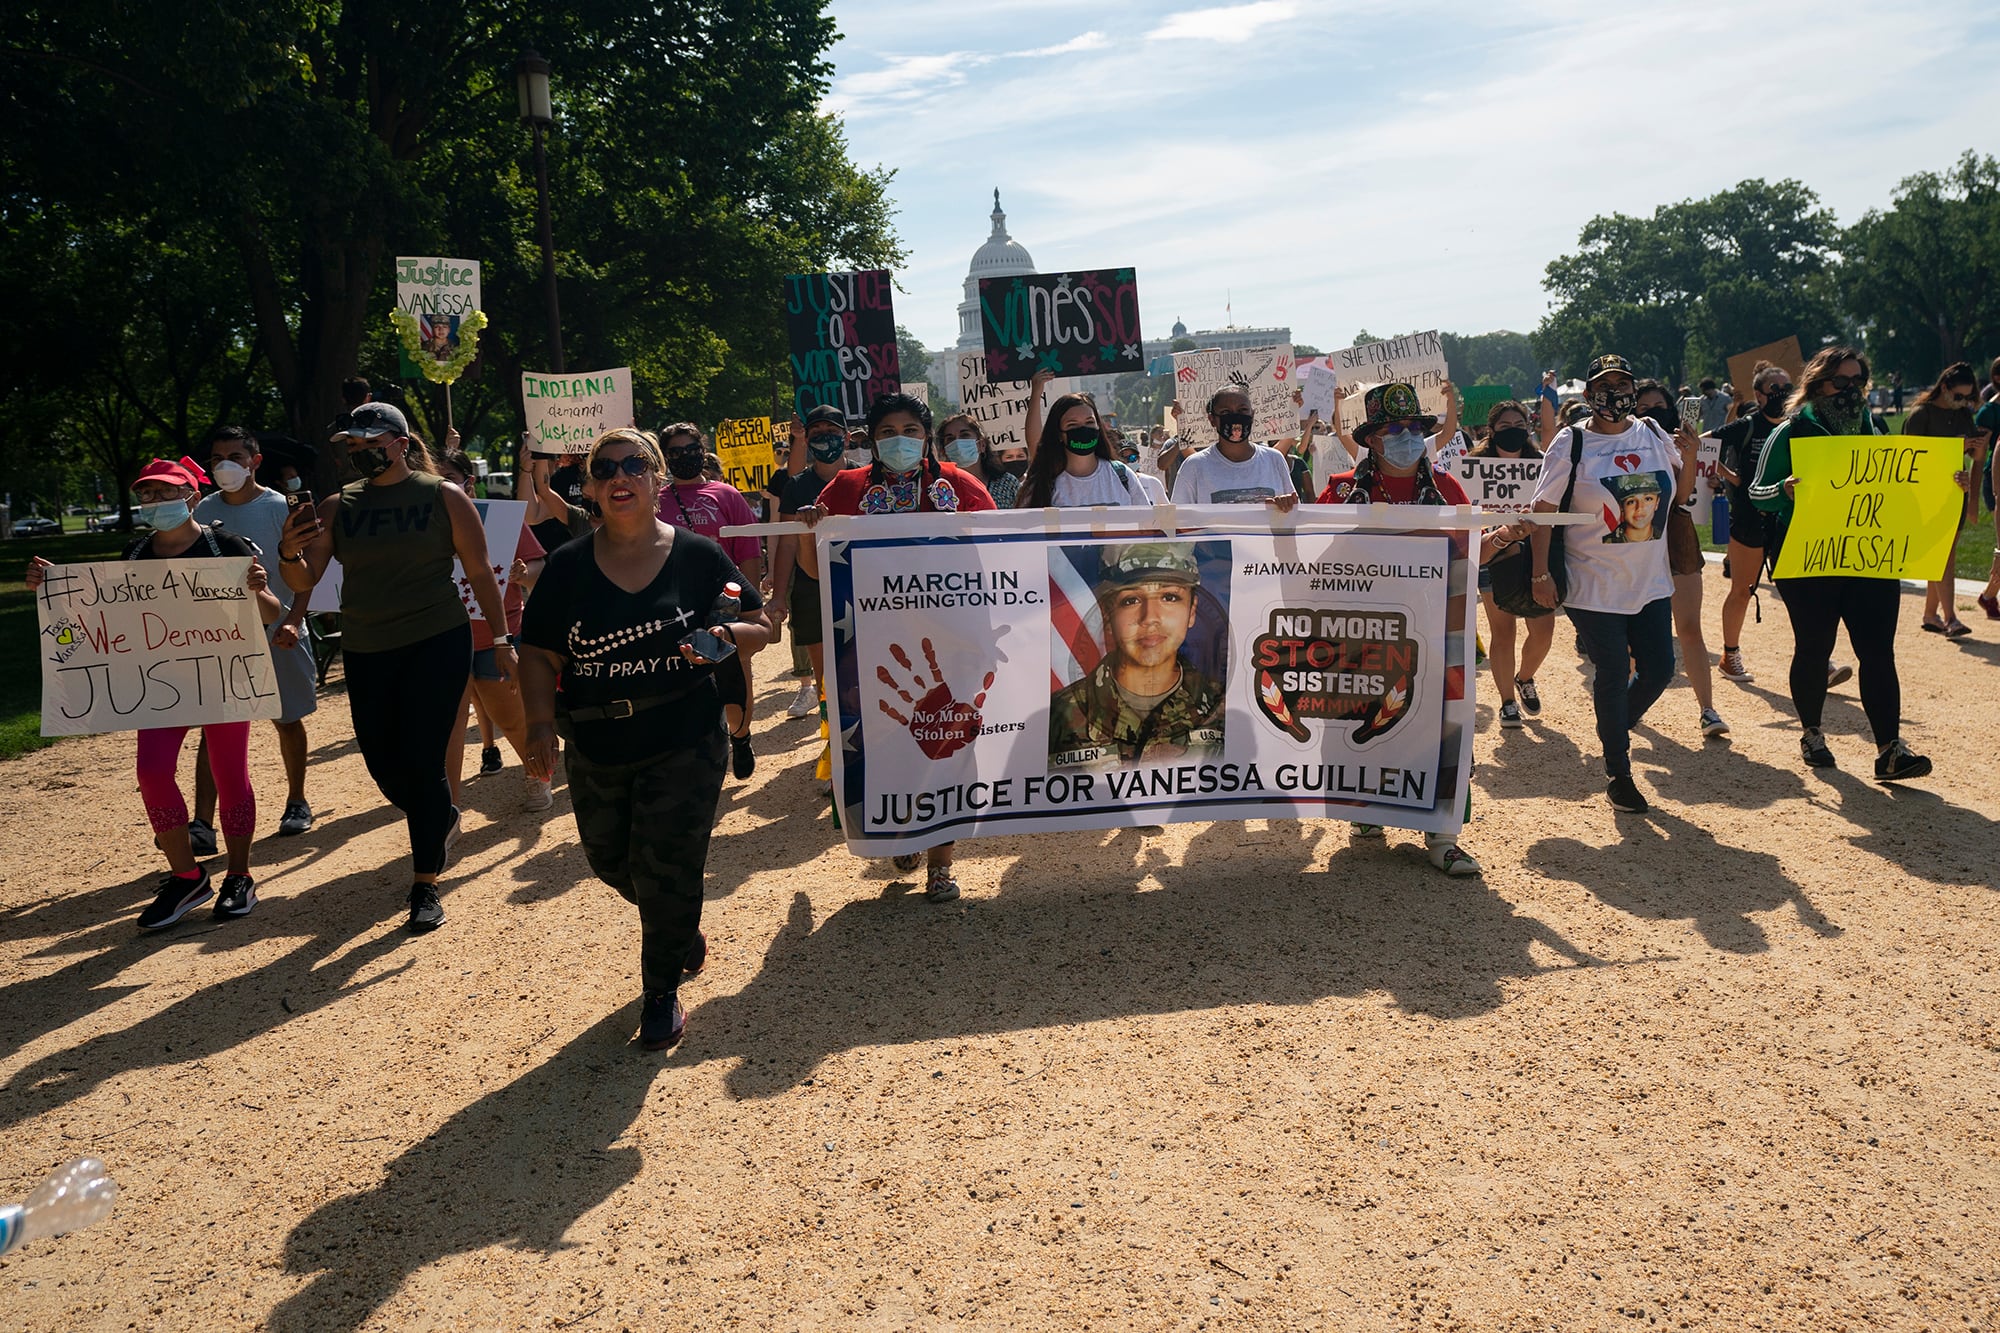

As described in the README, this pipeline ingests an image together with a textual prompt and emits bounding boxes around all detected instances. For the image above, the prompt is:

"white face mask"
[844,448,873,469]
[211,459,252,492]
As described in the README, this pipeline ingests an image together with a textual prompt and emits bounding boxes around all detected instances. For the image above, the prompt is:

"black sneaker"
[639,991,685,1050]
[441,806,463,870]
[730,731,754,780]
[1873,739,1932,783]
[186,818,218,857]
[1514,678,1541,716]
[1801,729,1837,768]
[480,745,502,775]
[407,883,445,933]
[1606,775,1649,813]
[213,874,257,918]
[1499,701,1524,729]
[278,799,314,836]
[137,870,212,930]
[682,931,708,980]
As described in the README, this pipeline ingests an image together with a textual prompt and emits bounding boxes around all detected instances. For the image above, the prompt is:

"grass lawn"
[0,531,136,760]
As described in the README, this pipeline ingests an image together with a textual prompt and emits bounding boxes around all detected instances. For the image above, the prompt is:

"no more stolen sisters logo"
[1253,607,1416,744]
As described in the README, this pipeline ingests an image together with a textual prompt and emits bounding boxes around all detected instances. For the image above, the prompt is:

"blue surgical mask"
[138,500,191,530]
[875,437,925,474]
[942,437,980,468]
[1380,428,1428,470]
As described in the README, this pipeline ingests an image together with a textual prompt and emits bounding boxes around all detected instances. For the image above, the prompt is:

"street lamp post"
[516,48,563,374]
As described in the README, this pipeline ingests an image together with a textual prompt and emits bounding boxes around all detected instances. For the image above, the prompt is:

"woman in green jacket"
[1748,345,1928,781]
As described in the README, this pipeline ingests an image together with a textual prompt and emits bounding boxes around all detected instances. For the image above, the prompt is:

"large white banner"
[309,499,529,621]
[523,369,634,457]
[816,511,1476,852]
[1331,331,1450,431]
[1170,344,1295,446]
[955,351,1032,452]
[37,558,281,737]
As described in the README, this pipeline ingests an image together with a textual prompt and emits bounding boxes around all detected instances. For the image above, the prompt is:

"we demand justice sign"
[811,510,1477,853]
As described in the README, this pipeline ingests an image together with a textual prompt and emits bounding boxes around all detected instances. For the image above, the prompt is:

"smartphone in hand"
[682,628,737,665]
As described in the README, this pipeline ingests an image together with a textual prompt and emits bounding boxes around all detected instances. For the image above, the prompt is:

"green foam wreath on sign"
[390,307,487,384]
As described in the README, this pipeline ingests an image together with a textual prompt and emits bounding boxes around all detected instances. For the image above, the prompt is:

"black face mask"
[1063,426,1101,453]
[1642,405,1678,435]
[1490,426,1531,453]
[1216,411,1254,444]
[1760,390,1791,420]
[807,434,846,464]
[1002,459,1029,478]
[1827,384,1865,414]
[349,446,392,478]
[665,452,705,480]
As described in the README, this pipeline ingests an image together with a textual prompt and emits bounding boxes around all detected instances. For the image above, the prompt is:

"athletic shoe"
[1499,701,1523,729]
[277,800,314,836]
[1350,823,1385,839]
[682,931,708,980]
[523,775,553,811]
[1424,833,1481,876]
[1700,707,1730,738]
[1800,728,1837,768]
[407,883,445,933]
[187,818,218,857]
[924,865,962,903]
[137,869,212,930]
[731,731,755,780]
[1718,650,1754,683]
[1826,663,1854,688]
[639,991,685,1050]
[441,806,463,868]
[1606,775,1649,813]
[1873,739,1932,783]
[213,873,257,918]
[786,682,820,718]
[1514,678,1541,715]
[891,852,923,873]
[480,745,503,775]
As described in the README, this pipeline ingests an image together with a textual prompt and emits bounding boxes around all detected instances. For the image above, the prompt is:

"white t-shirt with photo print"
[1531,418,1679,615]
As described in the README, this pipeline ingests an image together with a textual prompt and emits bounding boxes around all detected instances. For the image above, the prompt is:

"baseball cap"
[803,405,846,430]
[1098,542,1201,590]
[1585,354,1635,383]
[335,402,409,441]
[134,456,211,491]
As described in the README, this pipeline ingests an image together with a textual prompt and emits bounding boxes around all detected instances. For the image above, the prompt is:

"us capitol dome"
[955,189,1036,350]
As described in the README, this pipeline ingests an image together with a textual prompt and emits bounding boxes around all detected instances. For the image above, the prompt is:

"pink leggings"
[137,722,255,839]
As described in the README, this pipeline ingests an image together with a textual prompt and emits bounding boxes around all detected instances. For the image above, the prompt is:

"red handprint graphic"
[876,638,994,760]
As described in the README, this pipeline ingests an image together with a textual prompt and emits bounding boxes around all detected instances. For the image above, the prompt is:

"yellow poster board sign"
[1772,434,1964,581]
[714,416,775,496]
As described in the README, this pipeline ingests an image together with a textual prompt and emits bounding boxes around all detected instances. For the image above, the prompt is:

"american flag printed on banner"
[1047,550,1105,693]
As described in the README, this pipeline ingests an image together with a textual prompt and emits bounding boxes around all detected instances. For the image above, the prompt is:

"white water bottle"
[0,1158,118,1256]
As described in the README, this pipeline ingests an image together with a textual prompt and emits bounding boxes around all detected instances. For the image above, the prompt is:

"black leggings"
[344,623,472,876]
[1774,576,1901,742]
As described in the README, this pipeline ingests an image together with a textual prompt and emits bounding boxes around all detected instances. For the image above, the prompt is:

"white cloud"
[1019,31,1110,57]
[823,30,1113,116]
[1147,1,1299,43]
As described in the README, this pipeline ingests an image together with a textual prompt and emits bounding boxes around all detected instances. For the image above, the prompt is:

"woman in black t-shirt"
[518,427,769,1052]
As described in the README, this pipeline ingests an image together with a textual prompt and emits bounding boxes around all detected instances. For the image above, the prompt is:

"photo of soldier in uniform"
[1047,541,1229,769]
[1602,470,1669,544]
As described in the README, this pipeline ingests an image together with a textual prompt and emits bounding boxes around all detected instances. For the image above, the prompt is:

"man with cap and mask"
[1049,543,1225,769]
[1529,353,1686,815]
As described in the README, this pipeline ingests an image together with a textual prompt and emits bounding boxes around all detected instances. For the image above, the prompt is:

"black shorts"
[1726,491,1766,549]
[789,571,822,647]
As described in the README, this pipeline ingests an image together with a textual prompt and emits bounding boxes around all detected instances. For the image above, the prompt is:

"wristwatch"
[495,634,516,647]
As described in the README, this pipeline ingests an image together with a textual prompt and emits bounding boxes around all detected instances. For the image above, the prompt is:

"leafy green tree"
[895,326,931,388]
[1842,151,2000,381]
[1439,332,1540,392]
[1537,179,1842,384]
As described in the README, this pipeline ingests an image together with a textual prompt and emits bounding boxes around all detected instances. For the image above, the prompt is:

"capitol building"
[925,191,1289,411]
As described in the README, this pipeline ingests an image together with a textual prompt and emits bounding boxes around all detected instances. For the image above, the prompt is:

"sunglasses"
[588,455,653,480]
[1829,374,1866,390]
[663,445,704,459]
[1763,382,1792,396]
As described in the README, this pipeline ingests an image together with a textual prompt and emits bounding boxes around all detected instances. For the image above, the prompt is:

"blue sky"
[823,0,2000,354]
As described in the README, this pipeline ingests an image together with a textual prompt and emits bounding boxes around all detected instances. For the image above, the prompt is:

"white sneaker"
[787,681,821,718]
[1826,662,1854,688]
[1424,833,1481,876]
[1718,650,1753,683]
[523,775,554,811]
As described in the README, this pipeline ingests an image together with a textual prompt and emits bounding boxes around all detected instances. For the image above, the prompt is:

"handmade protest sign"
[1691,435,1723,511]
[1299,363,1338,422]
[1772,435,1964,580]
[1170,344,1295,447]
[900,382,930,405]
[1453,456,1542,514]
[393,257,482,376]
[1727,336,1804,410]
[978,268,1143,380]
[37,558,281,737]
[810,510,1476,852]
[522,369,633,457]
[1458,385,1513,433]
[1331,331,1449,430]
[715,417,776,496]
[784,270,899,423]
[956,351,1033,452]
[311,499,529,621]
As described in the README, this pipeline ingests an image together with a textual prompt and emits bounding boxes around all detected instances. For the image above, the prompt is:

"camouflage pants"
[566,730,727,994]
